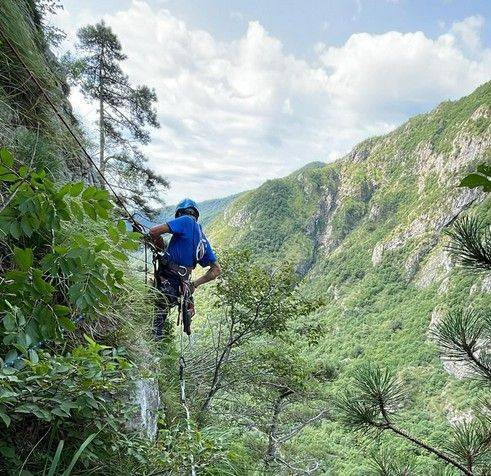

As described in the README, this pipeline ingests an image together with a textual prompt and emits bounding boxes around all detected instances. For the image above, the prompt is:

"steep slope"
[0,0,97,183]
[206,82,491,473]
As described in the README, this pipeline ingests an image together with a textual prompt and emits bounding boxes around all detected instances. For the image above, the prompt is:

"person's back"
[149,198,221,338]
[165,214,215,268]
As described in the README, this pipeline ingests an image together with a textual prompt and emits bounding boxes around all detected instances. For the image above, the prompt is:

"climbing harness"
[152,248,196,336]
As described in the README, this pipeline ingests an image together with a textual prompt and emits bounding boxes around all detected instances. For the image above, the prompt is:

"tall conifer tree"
[66,21,167,216]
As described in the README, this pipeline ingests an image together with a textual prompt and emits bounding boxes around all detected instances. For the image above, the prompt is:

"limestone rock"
[416,249,452,289]
[445,404,474,426]
[229,209,250,227]
[131,378,160,441]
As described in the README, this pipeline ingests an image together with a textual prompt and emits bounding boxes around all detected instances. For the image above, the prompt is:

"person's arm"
[149,223,171,251]
[192,262,221,290]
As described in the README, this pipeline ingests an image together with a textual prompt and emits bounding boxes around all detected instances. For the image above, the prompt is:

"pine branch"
[338,365,476,475]
[432,308,491,382]
[446,216,491,272]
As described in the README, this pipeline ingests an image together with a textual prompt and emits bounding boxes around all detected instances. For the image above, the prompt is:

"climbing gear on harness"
[152,250,196,335]
[175,198,200,218]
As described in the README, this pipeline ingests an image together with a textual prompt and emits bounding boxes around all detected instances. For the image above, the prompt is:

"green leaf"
[32,271,55,297]
[95,241,110,252]
[62,433,97,476]
[82,201,97,220]
[111,250,127,261]
[476,163,491,177]
[0,411,11,427]
[69,201,84,221]
[20,216,33,237]
[28,348,39,364]
[3,314,16,332]
[47,440,64,476]
[14,247,33,270]
[108,226,119,244]
[99,198,113,210]
[95,205,109,220]
[15,403,52,420]
[5,270,28,284]
[4,349,18,365]
[0,173,19,182]
[82,186,97,200]
[0,148,13,167]
[58,183,72,196]
[66,248,85,259]
[68,182,84,197]
[54,305,71,317]
[117,220,127,233]
[459,173,491,191]
[9,222,20,240]
[114,270,124,283]
[58,316,76,332]
[18,165,29,178]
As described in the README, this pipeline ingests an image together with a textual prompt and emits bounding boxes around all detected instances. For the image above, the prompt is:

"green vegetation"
[204,80,491,474]
[1,1,490,474]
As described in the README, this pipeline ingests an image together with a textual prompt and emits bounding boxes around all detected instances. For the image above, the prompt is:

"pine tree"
[65,21,167,217]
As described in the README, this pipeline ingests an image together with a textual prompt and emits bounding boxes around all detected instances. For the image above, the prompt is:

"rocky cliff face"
[0,0,100,184]
[206,82,490,471]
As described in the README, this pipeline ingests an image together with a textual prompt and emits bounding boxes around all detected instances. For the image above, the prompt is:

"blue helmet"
[175,198,199,219]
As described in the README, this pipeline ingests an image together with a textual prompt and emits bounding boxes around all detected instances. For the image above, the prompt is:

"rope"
[0,28,144,234]
[144,240,148,285]
[178,296,197,476]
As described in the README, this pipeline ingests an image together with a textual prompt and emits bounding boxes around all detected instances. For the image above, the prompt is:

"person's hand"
[148,233,165,251]
[190,281,198,294]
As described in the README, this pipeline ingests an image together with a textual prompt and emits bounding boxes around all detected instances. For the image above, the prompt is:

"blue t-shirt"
[166,215,217,268]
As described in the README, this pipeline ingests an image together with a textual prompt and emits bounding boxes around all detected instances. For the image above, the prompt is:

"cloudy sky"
[51,0,491,203]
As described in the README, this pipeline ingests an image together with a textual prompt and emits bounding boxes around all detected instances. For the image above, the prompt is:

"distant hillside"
[139,193,241,229]
[206,81,491,474]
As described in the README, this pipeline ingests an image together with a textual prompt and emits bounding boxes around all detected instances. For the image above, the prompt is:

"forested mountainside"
[202,82,491,473]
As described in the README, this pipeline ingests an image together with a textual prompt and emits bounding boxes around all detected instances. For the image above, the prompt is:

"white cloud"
[53,2,491,203]
[318,20,491,129]
[230,10,244,21]
[449,15,484,51]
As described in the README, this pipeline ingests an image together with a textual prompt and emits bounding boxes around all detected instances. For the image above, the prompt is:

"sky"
[50,0,491,203]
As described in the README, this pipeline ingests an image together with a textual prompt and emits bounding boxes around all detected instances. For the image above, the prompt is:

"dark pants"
[154,274,181,339]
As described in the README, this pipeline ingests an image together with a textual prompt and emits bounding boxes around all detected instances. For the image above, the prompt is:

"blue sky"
[52,0,491,202]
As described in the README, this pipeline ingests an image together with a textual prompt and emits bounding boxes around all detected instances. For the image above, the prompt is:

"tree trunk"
[200,341,232,418]
[265,389,293,467]
[98,46,106,180]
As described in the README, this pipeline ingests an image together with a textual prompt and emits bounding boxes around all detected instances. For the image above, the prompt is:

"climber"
[148,198,221,339]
